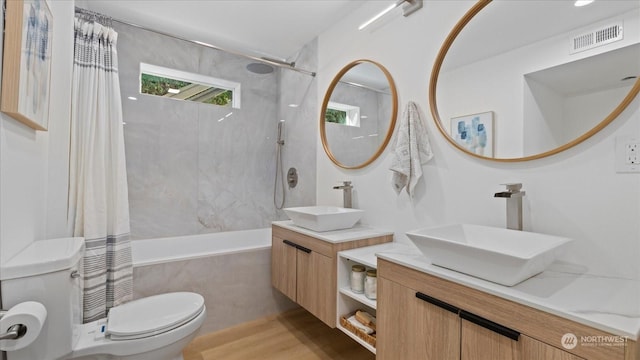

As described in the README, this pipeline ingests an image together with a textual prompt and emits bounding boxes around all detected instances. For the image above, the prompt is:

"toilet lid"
[106,292,204,340]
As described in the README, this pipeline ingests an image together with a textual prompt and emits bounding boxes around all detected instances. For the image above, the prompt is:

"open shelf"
[339,286,377,309]
[337,323,377,354]
[335,243,413,354]
[336,243,410,354]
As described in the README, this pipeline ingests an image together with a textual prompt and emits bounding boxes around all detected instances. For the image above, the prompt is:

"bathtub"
[131,228,273,267]
[130,228,297,334]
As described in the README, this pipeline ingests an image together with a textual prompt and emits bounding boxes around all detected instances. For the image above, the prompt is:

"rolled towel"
[355,310,376,331]
[347,315,374,335]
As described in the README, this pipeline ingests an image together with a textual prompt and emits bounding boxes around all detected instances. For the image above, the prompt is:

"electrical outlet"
[616,136,640,173]
[626,143,639,165]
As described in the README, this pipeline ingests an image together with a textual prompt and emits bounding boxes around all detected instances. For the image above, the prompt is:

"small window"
[325,102,360,127]
[139,63,241,109]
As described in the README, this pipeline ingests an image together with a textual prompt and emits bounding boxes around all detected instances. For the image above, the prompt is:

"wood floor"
[183,308,375,360]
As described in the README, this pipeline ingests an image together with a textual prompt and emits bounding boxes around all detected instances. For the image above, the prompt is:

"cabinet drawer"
[378,258,631,360]
[273,225,333,257]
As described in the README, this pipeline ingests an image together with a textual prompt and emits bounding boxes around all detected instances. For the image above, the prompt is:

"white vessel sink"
[283,206,364,232]
[406,224,572,286]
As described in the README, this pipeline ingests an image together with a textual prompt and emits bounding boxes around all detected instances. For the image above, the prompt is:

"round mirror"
[320,60,398,169]
[430,0,640,161]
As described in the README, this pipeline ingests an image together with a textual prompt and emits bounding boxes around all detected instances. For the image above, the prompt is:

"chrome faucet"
[333,181,353,208]
[494,183,526,231]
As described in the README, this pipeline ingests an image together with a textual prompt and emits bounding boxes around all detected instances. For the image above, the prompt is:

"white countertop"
[375,248,640,340]
[272,220,393,243]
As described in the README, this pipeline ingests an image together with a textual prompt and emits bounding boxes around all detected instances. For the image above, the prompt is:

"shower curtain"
[69,17,133,323]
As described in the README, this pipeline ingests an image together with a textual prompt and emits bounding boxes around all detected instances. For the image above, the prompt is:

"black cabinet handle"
[415,292,460,314]
[282,239,312,254]
[460,310,520,341]
[283,239,298,248]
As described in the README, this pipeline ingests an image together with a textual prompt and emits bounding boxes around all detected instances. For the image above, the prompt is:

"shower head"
[246,62,274,74]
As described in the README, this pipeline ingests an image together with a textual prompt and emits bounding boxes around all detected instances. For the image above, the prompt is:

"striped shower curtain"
[69,17,133,323]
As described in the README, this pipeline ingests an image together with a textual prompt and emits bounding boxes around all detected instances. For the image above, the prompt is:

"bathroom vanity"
[271,221,392,327]
[272,221,639,359]
[375,252,640,360]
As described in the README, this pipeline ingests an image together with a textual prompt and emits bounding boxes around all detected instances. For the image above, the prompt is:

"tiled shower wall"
[116,23,317,239]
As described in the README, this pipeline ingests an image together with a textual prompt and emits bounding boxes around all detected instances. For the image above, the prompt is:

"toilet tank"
[1,237,85,360]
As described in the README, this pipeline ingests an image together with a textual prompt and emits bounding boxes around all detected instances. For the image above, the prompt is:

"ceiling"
[526,43,640,96]
[76,0,368,60]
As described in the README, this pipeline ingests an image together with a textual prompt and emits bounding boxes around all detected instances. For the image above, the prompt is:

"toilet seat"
[107,292,205,340]
[70,295,207,359]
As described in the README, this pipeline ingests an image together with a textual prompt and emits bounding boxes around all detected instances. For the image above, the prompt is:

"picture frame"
[450,111,494,157]
[1,0,53,131]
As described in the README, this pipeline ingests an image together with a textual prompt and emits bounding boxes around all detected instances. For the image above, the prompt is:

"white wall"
[0,0,74,266]
[317,1,640,280]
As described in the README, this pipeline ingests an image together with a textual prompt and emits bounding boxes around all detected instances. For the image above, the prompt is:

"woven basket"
[339,311,376,348]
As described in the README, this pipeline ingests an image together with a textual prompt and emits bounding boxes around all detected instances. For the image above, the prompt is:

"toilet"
[0,237,206,360]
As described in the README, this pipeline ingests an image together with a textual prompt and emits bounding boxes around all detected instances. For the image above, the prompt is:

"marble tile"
[115,22,320,238]
[276,39,318,217]
[133,248,297,334]
[123,95,200,239]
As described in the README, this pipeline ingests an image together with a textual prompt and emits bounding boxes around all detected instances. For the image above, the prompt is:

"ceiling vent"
[570,22,623,54]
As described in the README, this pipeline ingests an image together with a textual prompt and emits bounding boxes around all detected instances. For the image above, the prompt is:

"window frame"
[139,63,242,109]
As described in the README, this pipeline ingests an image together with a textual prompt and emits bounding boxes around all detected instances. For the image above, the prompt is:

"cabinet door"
[296,249,334,327]
[521,335,585,360]
[271,237,297,301]
[377,277,460,360]
[461,317,520,360]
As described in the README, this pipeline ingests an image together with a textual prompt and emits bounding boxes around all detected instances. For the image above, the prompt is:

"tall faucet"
[333,181,353,208]
[494,183,526,231]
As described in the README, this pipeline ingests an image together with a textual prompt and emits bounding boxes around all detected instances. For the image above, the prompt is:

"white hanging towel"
[390,101,434,197]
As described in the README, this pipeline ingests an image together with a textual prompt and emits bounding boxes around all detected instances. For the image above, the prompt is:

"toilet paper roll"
[0,301,47,351]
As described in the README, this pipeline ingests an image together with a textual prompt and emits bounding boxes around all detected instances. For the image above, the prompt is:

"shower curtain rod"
[340,80,391,95]
[74,7,317,77]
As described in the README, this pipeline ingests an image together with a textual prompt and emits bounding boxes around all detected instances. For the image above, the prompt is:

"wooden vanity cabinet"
[271,234,298,300]
[460,318,584,360]
[377,258,637,360]
[271,224,391,327]
[377,276,460,359]
[295,248,333,324]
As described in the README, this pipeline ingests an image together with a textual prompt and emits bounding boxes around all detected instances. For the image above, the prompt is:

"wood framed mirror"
[320,60,398,169]
[429,0,640,162]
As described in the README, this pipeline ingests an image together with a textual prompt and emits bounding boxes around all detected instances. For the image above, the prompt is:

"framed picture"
[450,111,494,157]
[1,0,53,131]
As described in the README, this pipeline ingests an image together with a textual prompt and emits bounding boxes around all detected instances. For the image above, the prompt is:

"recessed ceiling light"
[574,0,595,7]
[127,96,137,101]
[288,104,299,108]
